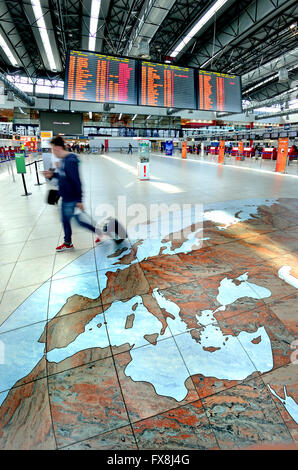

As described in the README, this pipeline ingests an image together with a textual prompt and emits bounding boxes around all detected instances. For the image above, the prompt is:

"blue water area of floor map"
[0,282,51,334]
[52,250,97,280]
[48,271,100,318]
[174,326,273,385]
[104,296,172,348]
[125,336,194,402]
[0,321,47,406]
[46,296,173,365]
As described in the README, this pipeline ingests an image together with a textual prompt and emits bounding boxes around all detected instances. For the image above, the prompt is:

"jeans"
[61,201,95,244]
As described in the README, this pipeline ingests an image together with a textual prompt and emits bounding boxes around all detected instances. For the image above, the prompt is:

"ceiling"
[0,0,297,107]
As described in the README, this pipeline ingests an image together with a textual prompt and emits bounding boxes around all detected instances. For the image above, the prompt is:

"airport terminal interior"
[0,0,297,451]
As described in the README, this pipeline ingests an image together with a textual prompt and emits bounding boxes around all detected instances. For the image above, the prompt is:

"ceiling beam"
[186,0,297,70]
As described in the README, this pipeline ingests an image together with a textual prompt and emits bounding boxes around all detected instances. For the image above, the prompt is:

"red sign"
[238,142,244,154]
[276,138,289,173]
[218,140,225,164]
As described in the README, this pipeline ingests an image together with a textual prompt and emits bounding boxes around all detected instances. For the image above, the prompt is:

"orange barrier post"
[182,141,187,159]
[218,140,225,164]
[237,141,244,160]
[276,137,289,173]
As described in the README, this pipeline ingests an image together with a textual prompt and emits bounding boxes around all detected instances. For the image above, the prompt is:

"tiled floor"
[0,153,297,450]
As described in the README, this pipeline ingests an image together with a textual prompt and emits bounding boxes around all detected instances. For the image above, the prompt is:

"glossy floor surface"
[0,153,297,450]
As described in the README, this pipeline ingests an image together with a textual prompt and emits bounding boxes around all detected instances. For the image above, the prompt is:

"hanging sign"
[15,153,26,174]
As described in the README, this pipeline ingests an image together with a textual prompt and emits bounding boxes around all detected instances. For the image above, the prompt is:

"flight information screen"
[140,61,196,109]
[198,70,242,113]
[64,50,138,105]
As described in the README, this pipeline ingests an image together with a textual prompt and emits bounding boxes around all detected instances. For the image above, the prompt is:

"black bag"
[47,189,60,205]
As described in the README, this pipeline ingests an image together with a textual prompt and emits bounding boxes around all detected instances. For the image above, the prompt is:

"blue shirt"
[53,153,82,203]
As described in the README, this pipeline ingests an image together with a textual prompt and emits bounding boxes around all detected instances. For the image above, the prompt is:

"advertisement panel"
[40,112,83,135]
[165,140,173,156]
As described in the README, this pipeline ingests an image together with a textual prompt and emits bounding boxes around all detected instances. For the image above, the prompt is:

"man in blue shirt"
[43,135,101,252]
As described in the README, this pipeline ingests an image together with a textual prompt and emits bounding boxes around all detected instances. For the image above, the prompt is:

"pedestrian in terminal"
[101,143,105,153]
[128,143,133,154]
[43,135,101,252]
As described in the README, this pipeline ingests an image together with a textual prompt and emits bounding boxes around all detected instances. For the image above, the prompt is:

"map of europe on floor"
[0,197,297,450]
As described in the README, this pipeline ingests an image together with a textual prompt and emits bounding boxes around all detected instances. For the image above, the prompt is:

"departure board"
[64,50,138,105]
[140,61,196,109]
[198,70,242,113]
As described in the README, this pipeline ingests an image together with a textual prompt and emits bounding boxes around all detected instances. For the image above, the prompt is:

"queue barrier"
[21,158,43,196]
[1,154,43,196]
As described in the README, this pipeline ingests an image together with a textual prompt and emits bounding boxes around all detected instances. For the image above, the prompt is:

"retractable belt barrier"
[5,155,43,196]
[21,159,43,195]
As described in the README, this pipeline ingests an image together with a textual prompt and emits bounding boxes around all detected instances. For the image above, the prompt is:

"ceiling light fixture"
[0,32,18,66]
[119,113,122,120]
[31,0,57,71]
[132,114,137,121]
[89,0,101,51]
[170,0,229,58]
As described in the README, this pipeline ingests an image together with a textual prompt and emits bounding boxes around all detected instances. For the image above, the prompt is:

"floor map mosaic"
[0,198,297,449]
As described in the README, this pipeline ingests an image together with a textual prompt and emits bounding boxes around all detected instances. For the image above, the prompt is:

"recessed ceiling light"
[89,0,101,51]
[0,32,18,66]
[31,0,57,71]
[170,0,229,58]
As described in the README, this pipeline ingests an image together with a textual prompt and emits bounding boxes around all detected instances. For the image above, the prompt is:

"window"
[35,85,64,95]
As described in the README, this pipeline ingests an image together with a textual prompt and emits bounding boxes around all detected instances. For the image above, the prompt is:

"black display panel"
[139,61,196,109]
[198,70,242,113]
[40,111,83,135]
[64,50,138,105]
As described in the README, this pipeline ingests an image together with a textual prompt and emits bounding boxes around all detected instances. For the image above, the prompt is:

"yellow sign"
[40,131,53,139]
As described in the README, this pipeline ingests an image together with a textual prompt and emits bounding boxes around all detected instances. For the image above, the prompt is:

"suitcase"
[76,211,127,244]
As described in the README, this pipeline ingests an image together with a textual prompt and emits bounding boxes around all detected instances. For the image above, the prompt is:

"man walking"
[127,143,133,155]
[43,135,101,252]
